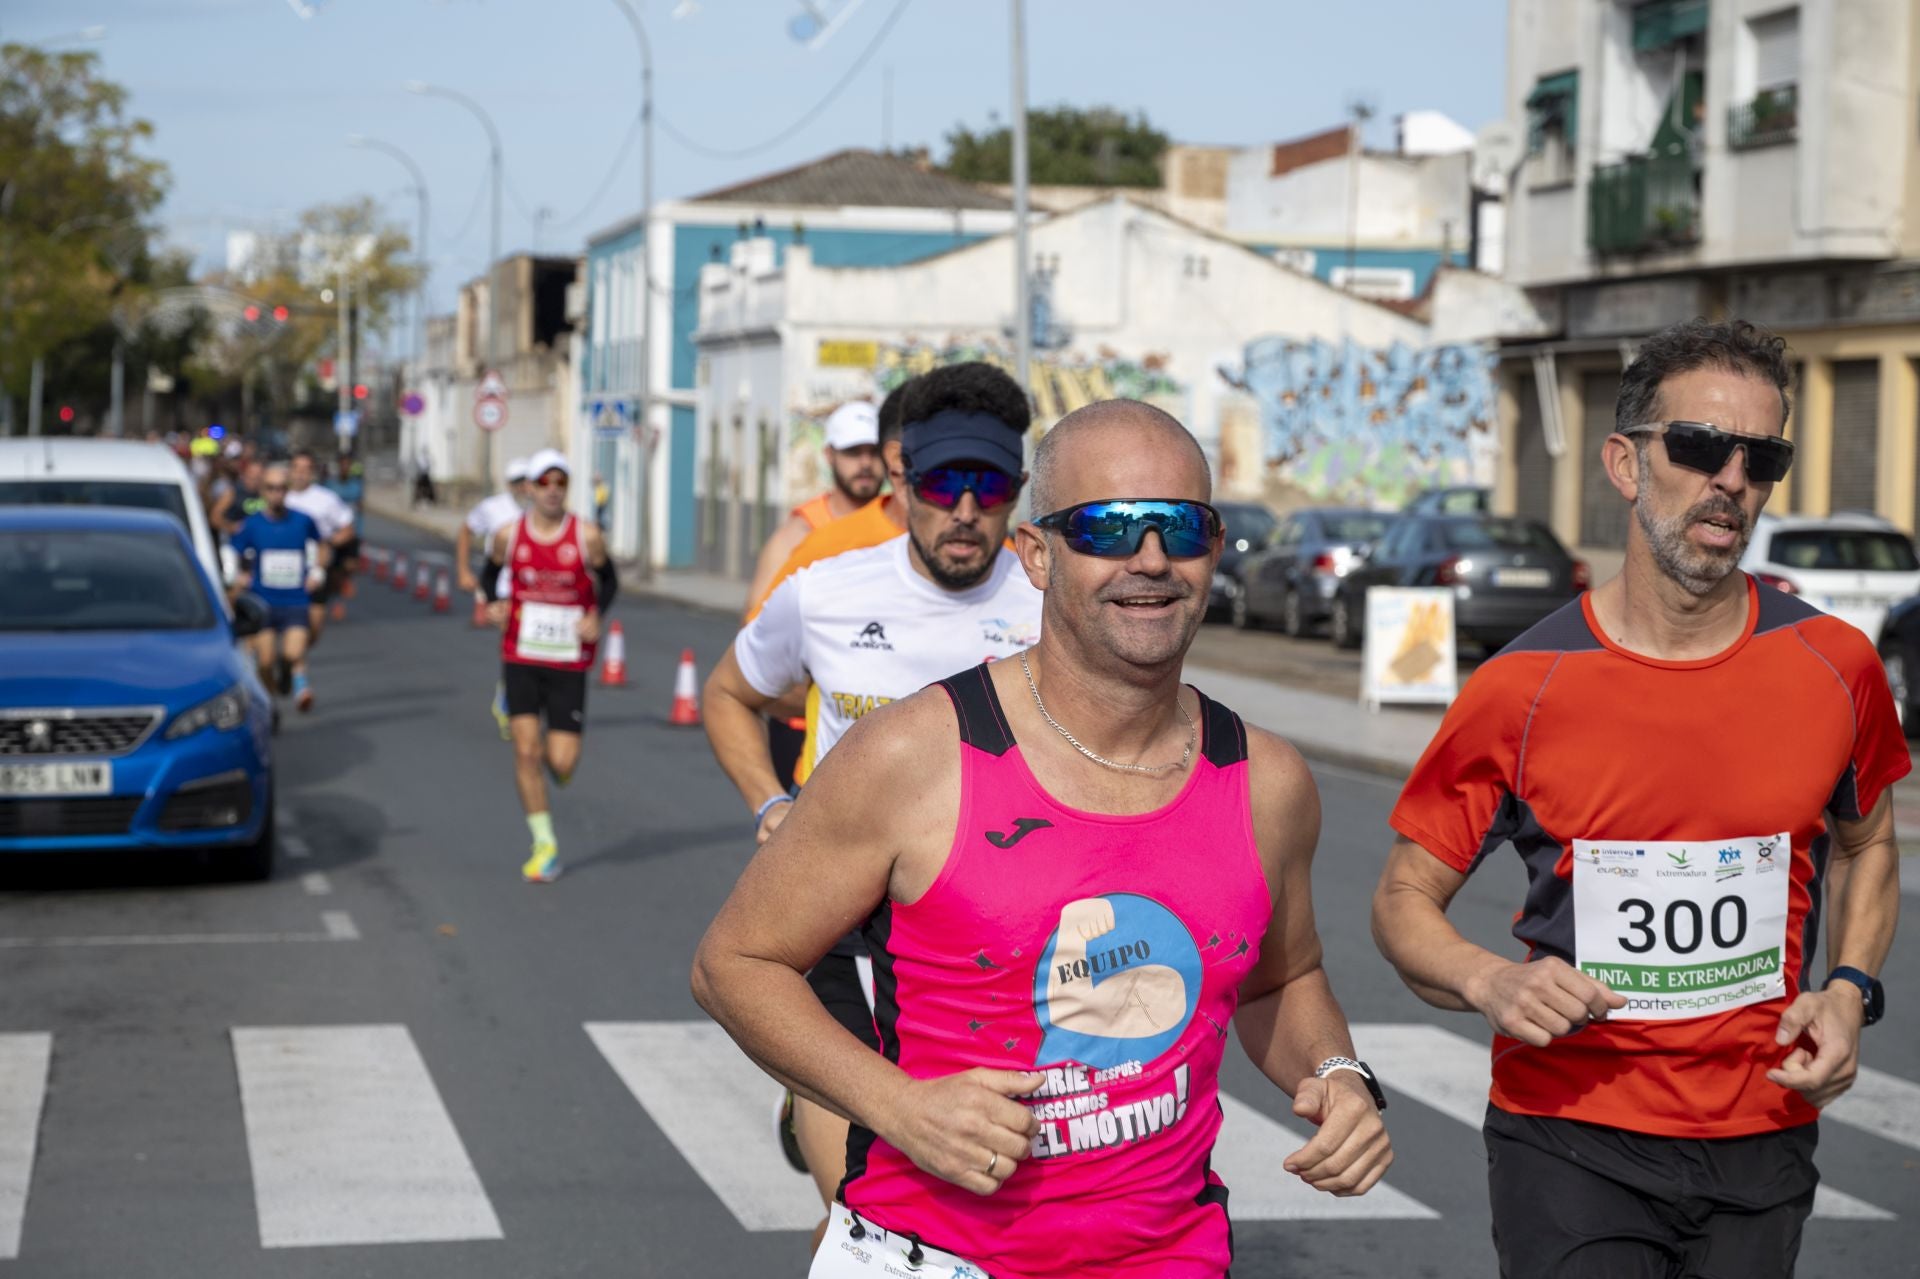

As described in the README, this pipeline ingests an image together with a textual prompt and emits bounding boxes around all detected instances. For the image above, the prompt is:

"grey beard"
[1634,497,1745,597]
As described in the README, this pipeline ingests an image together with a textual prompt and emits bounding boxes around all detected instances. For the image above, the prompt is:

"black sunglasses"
[1621,421,1795,484]
[1031,499,1223,559]
[907,466,1021,511]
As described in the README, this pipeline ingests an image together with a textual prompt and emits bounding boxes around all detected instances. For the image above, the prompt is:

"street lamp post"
[606,0,656,579]
[406,79,502,487]
[346,134,429,374]
[1009,0,1032,412]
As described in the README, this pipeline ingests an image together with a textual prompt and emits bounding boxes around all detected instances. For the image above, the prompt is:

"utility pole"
[26,357,43,436]
[337,269,351,445]
[1010,0,1032,412]
[608,0,656,579]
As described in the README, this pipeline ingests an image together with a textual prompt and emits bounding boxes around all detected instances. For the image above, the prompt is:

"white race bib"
[808,1206,991,1279]
[1573,834,1790,1021]
[515,602,583,664]
[259,549,304,591]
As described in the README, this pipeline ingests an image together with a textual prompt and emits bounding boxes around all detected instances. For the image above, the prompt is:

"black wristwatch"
[1315,1056,1387,1111]
[1825,966,1885,1026]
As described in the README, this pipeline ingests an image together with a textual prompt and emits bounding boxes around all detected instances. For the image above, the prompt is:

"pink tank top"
[841,664,1273,1279]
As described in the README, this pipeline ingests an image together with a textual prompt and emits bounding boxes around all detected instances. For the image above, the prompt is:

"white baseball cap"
[505,456,531,483]
[526,448,570,482]
[824,401,879,450]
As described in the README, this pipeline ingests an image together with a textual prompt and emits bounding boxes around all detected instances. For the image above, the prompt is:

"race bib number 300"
[1573,835,1790,1021]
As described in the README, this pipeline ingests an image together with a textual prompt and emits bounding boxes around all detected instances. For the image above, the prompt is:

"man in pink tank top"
[695,400,1394,1278]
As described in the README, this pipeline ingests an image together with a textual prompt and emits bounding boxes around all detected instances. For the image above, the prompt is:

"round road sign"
[473,397,508,432]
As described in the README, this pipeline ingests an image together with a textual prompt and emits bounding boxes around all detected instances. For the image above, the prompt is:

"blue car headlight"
[165,684,248,740]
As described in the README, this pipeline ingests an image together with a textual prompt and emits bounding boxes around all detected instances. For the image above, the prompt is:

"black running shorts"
[502,663,588,734]
[807,950,878,1051]
[1484,1103,1817,1279]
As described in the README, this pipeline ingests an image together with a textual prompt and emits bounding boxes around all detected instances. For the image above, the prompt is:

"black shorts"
[807,948,878,1051]
[502,663,589,734]
[1484,1104,1818,1279]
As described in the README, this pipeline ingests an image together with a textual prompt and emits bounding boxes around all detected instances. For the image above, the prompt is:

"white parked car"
[0,438,224,600]
[1740,513,1920,641]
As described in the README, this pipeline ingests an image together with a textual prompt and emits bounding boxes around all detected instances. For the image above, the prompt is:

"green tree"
[0,43,168,428]
[185,198,421,428]
[939,106,1169,187]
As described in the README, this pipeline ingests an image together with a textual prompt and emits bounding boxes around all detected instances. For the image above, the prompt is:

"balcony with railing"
[1729,83,1798,150]
[1588,146,1700,256]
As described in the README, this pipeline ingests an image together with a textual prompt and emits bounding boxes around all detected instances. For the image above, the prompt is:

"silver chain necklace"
[1019,652,1194,775]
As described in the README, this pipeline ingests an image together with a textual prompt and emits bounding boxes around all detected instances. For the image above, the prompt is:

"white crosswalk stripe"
[0,1035,51,1261]
[231,1025,503,1248]
[1824,1064,1920,1154]
[1356,1022,1899,1222]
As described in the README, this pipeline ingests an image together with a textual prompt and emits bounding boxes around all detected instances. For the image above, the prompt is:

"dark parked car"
[1328,514,1590,653]
[1230,508,1393,636]
[1403,485,1491,516]
[1875,593,1920,737]
[1205,500,1280,618]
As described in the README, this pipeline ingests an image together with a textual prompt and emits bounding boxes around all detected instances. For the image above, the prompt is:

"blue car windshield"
[0,529,214,632]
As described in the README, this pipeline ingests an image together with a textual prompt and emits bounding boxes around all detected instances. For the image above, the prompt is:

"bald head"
[1029,399,1210,516]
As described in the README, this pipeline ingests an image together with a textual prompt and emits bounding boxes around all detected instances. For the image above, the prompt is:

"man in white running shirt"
[458,457,531,599]
[285,450,356,643]
[703,361,1041,1255]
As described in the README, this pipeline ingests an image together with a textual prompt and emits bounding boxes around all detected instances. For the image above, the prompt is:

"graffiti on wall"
[1219,337,1498,508]
[874,338,1183,423]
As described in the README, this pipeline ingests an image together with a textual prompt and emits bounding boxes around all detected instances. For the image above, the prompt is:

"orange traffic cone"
[433,572,451,613]
[414,563,431,600]
[600,621,630,687]
[668,648,701,725]
[391,553,409,590]
[329,598,347,622]
[470,592,489,628]
[341,570,357,600]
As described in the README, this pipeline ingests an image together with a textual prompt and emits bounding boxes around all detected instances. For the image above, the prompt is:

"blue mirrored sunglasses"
[907,467,1021,510]
[1031,500,1223,559]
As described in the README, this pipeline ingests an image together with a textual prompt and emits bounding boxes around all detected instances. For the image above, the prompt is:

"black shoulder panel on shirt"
[1196,689,1249,769]
[936,663,1017,756]
[1752,578,1828,634]
[1489,597,1603,658]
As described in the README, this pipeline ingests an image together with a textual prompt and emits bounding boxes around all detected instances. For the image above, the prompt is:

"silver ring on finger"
[984,1152,999,1177]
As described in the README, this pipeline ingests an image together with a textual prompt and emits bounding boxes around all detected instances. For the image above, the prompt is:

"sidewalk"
[365,486,1435,778]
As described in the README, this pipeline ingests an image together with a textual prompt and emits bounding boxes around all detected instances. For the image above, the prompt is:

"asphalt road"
[1,513,1913,1278]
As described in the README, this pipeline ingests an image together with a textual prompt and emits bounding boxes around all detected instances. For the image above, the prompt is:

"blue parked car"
[0,507,277,878]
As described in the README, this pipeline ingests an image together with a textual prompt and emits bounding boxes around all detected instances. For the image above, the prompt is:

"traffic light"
[243,305,260,322]
[58,406,74,424]
[352,383,369,401]
[272,305,289,322]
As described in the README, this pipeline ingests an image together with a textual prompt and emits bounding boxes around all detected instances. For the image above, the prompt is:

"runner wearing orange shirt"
[1372,320,1904,1278]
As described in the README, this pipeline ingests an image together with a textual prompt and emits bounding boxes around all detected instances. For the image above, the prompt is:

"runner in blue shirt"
[230,463,328,712]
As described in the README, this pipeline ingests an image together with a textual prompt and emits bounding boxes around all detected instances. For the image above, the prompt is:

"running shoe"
[775,1090,808,1174]
[293,673,314,713]
[522,841,562,883]
[491,684,511,741]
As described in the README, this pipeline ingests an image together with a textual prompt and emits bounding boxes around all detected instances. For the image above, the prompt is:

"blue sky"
[7,0,1508,313]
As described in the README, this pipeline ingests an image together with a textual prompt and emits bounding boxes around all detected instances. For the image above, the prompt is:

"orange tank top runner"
[792,492,836,530]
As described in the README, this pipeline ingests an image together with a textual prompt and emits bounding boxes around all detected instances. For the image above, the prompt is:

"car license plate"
[1491,567,1552,588]
[0,761,112,796]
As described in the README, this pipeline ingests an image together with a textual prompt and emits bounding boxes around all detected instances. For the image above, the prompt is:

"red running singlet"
[840,664,1273,1279]
[500,514,598,672]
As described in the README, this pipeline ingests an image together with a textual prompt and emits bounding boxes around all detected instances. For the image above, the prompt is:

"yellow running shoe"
[491,684,511,741]
[522,841,562,883]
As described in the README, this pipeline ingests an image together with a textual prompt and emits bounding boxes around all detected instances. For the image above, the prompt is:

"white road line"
[586,1021,1437,1228]
[1825,1065,1920,1154]
[1354,1022,1897,1221]
[232,1025,502,1248]
[299,872,332,897]
[0,1035,51,1260]
[282,834,311,860]
[586,1021,823,1231]
[0,921,356,949]
[1210,1093,1437,1219]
